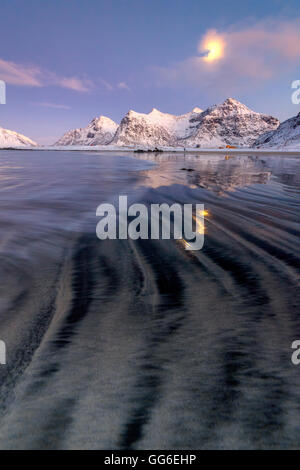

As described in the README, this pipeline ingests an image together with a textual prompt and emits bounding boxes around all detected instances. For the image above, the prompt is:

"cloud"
[97,80,130,92]
[154,18,300,94]
[51,76,93,92]
[0,58,43,87]
[0,57,127,95]
[32,101,71,109]
[117,81,130,91]
[0,58,93,92]
[99,78,114,92]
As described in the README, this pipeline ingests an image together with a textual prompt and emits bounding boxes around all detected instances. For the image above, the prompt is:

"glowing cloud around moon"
[199,30,225,62]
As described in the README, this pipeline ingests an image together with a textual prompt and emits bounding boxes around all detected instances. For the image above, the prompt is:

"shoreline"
[1,145,300,156]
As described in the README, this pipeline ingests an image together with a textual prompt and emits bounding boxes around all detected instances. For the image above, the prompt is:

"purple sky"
[0,0,300,144]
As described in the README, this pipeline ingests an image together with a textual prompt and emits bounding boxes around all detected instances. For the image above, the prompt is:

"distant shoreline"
[1,146,300,156]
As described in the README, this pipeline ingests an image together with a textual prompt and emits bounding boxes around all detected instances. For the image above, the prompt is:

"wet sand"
[0,150,299,449]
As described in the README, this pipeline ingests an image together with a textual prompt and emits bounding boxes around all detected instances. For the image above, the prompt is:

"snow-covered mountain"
[55,116,118,146]
[111,107,203,147]
[0,126,37,148]
[253,112,300,150]
[54,99,280,149]
[181,98,279,148]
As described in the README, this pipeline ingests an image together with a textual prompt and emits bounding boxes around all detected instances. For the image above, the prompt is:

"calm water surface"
[0,150,299,449]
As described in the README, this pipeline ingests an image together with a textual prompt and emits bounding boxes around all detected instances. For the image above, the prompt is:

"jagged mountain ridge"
[111,107,203,147]
[253,112,300,149]
[181,98,279,148]
[54,99,280,148]
[55,116,118,146]
[0,127,37,148]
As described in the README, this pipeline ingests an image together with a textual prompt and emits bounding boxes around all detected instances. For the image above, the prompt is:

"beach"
[0,149,299,449]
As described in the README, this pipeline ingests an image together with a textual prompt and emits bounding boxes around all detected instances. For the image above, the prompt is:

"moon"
[199,30,225,62]
[204,39,224,61]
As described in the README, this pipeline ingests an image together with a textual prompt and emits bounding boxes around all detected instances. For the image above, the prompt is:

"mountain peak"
[224,97,242,105]
[205,98,256,117]
[54,98,279,149]
[254,110,300,149]
[183,98,279,147]
[149,107,161,114]
[0,126,37,148]
[92,115,106,121]
[91,115,116,125]
[55,115,118,146]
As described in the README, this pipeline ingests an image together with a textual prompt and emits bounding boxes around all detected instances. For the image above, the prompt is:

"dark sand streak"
[0,151,299,448]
